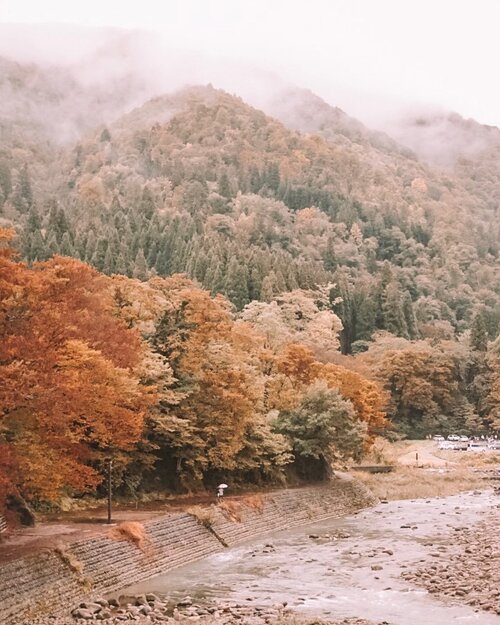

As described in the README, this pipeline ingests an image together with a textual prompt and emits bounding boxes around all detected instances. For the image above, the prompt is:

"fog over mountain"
[2,20,500,173]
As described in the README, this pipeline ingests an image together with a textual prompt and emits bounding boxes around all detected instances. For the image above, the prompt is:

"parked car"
[468,441,488,451]
[433,435,445,441]
[447,434,460,441]
[459,436,469,442]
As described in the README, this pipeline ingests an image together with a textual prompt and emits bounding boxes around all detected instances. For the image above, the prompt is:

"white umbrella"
[218,483,228,489]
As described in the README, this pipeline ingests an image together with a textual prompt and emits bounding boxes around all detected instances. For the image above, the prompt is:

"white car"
[447,435,460,441]
[433,435,445,441]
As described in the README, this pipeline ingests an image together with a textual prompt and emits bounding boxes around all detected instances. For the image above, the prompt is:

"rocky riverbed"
[116,489,500,625]
[402,510,500,615]
[30,594,381,625]
[25,489,500,625]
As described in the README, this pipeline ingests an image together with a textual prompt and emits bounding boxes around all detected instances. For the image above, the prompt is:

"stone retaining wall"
[0,477,376,625]
[209,478,373,546]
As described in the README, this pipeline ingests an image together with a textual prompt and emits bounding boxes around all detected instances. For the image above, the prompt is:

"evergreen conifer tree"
[12,164,34,213]
[133,248,148,280]
[115,252,128,275]
[59,232,74,257]
[224,257,249,310]
[102,246,115,275]
[29,231,46,262]
[218,172,232,198]
[0,161,12,205]
[471,309,488,351]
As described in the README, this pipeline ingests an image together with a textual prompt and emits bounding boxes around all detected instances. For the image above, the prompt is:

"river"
[120,490,500,624]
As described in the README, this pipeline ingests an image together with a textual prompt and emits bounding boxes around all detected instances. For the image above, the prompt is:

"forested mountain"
[1,56,499,512]
[3,79,499,349]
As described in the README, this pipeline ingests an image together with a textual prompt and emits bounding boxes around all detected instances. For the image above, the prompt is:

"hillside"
[389,111,500,220]
[265,86,416,158]
[0,77,497,353]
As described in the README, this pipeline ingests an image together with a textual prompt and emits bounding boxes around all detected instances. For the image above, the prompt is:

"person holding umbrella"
[216,483,228,502]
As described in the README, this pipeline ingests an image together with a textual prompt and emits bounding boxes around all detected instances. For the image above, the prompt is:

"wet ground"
[120,490,500,625]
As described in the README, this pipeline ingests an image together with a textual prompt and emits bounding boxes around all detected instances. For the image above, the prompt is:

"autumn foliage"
[0,228,390,512]
[0,229,154,507]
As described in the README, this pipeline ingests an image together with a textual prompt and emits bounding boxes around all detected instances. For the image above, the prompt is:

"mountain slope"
[264,86,416,159]
[0,64,498,352]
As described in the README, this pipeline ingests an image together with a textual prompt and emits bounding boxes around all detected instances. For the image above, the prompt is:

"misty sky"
[2,0,500,127]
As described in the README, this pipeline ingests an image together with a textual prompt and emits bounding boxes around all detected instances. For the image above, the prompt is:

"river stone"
[146,593,161,603]
[94,598,109,607]
[72,608,94,619]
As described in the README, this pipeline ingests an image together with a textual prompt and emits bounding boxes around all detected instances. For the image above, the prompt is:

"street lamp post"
[107,458,113,524]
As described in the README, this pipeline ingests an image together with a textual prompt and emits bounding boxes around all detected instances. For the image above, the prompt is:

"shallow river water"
[121,491,500,625]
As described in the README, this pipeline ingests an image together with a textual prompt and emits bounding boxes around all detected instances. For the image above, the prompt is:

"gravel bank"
[402,508,500,615]
[27,595,383,625]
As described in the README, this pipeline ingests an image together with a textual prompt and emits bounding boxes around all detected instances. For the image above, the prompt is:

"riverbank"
[29,595,384,625]
[351,438,492,501]
[114,489,499,625]
[354,466,484,500]
[402,509,500,615]
[0,479,376,625]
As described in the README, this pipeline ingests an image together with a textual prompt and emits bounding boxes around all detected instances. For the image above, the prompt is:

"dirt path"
[396,445,455,468]
[0,508,170,563]
[0,488,270,564]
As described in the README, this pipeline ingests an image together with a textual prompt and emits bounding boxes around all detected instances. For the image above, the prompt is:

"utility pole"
[107,458,113,524]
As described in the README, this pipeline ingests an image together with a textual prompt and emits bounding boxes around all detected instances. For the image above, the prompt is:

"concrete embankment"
[0,478,376,625]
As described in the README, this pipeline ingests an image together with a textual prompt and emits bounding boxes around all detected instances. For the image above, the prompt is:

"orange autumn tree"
[107,274,292,489]
[0,230,154,509]
[265,344,318,411]
[145,276,265,488]
[267,343,387,448]
[316,363,388,445]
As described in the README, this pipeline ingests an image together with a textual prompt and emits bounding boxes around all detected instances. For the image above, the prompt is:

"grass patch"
[187,505,215,529]
[54,542,92,588]
[356,466,484,501]
[218,500,242,522]
[432,449,500,467]
[242,494,264,513]
[108,521,149,551]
